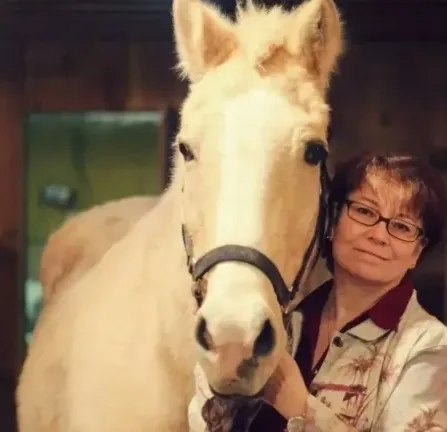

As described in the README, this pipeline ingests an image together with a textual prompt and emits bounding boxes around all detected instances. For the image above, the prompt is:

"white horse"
[16,0,343,430]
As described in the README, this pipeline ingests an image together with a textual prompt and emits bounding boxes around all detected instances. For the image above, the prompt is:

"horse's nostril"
[195,316,211,351]
[253,319,275,357]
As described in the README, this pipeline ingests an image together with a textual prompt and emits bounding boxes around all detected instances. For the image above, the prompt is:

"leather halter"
[181,144,332,316]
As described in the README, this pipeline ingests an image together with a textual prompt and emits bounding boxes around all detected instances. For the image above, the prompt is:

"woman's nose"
[367,220,390,244]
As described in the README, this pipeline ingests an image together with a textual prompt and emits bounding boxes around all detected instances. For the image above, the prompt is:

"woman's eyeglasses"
[345,200,424,242]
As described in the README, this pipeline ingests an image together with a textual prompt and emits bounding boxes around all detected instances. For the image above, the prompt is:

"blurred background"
[0,0,446,430]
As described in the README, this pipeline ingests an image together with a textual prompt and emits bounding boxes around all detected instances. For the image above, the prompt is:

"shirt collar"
[366,277,414,330]
[298,277,414,342]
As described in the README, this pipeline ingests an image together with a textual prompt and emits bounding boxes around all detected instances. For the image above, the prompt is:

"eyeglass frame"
[343,199,425,243]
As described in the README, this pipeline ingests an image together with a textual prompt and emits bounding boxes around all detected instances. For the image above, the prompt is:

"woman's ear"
[418,237,429,253]
[412,237,429,266]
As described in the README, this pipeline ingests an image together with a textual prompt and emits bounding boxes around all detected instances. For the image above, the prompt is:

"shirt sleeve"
[288,345,447,432]
[373,345,447,431]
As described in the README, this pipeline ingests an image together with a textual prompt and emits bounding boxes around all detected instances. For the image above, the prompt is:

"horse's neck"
[289,257,331,312]
[139,174,191,283]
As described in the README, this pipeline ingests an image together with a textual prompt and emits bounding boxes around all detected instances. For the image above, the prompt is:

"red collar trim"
[367,278,414,330]
[299,277,414,337]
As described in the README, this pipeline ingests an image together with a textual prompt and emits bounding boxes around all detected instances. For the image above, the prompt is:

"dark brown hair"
[324,152,447,268]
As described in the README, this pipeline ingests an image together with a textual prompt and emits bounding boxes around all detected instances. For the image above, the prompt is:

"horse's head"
[173,0,343,397]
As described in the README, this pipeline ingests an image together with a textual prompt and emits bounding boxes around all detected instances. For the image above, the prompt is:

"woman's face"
[331,176,426,286]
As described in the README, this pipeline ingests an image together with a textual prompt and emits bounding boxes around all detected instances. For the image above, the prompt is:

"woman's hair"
[324,151,446,269]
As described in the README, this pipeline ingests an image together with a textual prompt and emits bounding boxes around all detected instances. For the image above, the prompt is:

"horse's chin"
[205,373,270,399]
[197,347,282,400]
[209,383,266,401]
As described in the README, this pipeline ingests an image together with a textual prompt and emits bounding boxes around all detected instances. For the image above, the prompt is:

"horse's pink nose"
[195,315,276,358]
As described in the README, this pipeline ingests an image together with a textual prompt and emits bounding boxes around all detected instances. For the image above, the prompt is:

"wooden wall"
[0,53,25,382]
[330,42,447,162]
[23,41,186,111]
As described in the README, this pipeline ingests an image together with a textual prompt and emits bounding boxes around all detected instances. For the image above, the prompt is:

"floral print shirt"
[188,279,447,431]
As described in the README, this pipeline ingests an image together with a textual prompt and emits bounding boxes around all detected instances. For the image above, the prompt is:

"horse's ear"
[173,0,237,82]
[285,0,343,90]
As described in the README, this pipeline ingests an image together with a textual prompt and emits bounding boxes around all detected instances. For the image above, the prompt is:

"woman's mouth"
[355,248,389,261]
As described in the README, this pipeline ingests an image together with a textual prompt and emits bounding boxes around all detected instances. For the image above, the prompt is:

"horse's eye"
[304,140,328,166]
[178,141,195,162]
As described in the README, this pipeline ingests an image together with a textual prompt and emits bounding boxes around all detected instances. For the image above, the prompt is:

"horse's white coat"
[16,0,343,430]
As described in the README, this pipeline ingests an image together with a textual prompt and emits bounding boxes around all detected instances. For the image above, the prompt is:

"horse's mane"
[232,2,302,69]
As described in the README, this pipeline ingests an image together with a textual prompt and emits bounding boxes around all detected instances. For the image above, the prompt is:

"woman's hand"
[262,351,309,420]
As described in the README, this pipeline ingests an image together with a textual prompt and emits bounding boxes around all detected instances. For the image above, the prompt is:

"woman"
[253,151,447,431]
[189,152,447,431]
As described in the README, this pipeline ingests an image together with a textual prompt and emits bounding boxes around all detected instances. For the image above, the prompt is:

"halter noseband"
[181,142,332,316]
